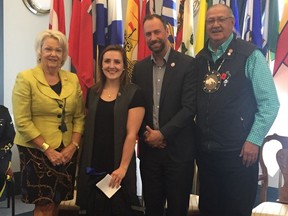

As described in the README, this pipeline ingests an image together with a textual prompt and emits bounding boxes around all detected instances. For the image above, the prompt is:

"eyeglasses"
[42,47,63,54]
[206,17,233,25]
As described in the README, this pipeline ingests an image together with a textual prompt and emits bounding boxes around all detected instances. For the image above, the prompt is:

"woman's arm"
[110,106,145,188]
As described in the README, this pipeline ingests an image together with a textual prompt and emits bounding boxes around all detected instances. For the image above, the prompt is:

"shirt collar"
[208,33,234,62]
[151,47,171,66]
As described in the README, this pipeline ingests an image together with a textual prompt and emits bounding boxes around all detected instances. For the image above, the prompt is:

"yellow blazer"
[12,65,85,149]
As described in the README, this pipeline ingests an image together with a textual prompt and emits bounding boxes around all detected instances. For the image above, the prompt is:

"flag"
[175,0,184,51]
[242,0,253,42]
[107,0,123,45]
[138,0,155,60]
[205,0,213,43]
[273,0,288,76]
[195,0,207,55]
[94,0,123,53]
[237,0,248,36]
[124,0,140,77]
[176,0,194,56]
[219,0,227,4]
[241,0,262,49]
[207,0,213,7]
[251,0,262,48]
[161,0,177,48]
[279,0,288,35]
[230,0,240,36]
[69,0,94,102]
[49,0,66,34]
[94,0,108,54]
[182,0,194,56]
[262,0,269,54]
[267,0,279,54]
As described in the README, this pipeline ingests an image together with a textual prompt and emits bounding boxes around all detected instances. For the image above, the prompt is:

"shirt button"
[157,106,159,109]
[57,114,62,118]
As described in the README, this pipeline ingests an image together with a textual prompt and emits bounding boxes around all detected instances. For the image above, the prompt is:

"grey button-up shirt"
[151,48,171,129]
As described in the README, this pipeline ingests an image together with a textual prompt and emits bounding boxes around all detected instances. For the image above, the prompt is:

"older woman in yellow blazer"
[12,29,85,216]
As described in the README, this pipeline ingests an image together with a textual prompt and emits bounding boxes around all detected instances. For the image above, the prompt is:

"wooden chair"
[0,164,15,216]
[58,190,79,216]
[188,194,200,216]
[164,162,200,216]
[252,134,288,216]
[188,162,200,216]
[6,171,15,216]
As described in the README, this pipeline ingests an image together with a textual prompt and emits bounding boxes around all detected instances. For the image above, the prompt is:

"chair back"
[258,133,288,203]
[276,148,288,203]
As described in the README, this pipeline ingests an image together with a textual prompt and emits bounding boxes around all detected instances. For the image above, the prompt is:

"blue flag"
[251,0,262,48]
[230,0,240,36]
[94,0,108,49]
[94,0,123,50]
[107,0,123,45]
[161,0,177,48]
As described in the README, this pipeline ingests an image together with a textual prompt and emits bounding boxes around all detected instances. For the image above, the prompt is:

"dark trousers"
[140,149,194,216]
[197,150,259,216]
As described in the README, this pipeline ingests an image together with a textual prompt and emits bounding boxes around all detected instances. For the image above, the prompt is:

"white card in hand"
[96,174,121,198]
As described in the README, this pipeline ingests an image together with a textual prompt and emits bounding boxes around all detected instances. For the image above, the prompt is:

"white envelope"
[96,174,121,198]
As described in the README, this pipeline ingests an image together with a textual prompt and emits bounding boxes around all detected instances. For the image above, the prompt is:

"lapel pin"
[227,49,233,56]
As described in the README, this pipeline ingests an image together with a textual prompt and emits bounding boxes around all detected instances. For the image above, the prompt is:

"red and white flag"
[49,0,66,34]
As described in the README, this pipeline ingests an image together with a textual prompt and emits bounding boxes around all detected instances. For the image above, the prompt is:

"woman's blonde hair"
[35,29,68,67]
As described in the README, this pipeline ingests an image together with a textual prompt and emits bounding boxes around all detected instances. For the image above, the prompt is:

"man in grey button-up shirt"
[132,14,197,216]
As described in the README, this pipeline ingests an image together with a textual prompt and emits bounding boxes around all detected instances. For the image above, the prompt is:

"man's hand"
[144,125,166,149]
[240,141,259,167]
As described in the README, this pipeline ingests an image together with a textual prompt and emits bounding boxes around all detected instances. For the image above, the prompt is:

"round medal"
[203,70,221,93]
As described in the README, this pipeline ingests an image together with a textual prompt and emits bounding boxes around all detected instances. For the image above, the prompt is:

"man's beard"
[148,40,165,54]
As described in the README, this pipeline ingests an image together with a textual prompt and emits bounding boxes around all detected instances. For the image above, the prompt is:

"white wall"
[4,0,72,110]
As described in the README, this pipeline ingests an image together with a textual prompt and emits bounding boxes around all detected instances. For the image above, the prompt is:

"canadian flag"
[49,0,66,34]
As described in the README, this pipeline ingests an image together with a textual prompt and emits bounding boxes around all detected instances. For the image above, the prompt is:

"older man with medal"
[195,4,279,216]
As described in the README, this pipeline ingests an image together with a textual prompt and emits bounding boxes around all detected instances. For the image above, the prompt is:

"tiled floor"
[0,195,33,216]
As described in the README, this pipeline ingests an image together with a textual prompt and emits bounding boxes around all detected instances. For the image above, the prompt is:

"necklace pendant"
[203,70,221,93]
